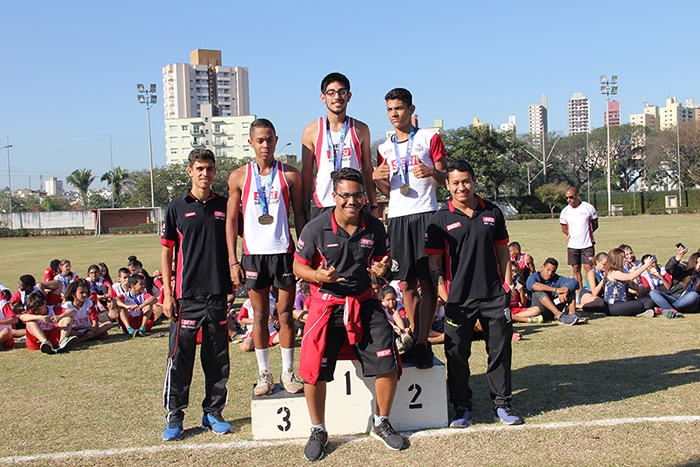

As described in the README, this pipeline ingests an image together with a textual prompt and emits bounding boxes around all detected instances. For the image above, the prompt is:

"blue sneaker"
[163,420,183,441]
[494,406,522,425]
[449,407,472,428]
[201,413,232,434]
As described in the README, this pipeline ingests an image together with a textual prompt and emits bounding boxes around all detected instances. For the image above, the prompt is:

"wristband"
[229,261,239,268]
[369,205,380,210]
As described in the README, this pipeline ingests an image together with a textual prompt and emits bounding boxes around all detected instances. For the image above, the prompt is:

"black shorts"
[319,299,399,382]
[387,211,434,282]
[242,253,295,290]
[567,246,595,266]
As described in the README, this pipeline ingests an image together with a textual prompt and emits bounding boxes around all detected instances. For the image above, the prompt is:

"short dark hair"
[19,275,36,288]
[118,267,130,277]
[249,118,276,137]
[49,259,60,273]
[26,290,47,312]
[321,72,350,93]
[508,241,521,250]
[331,167,364,191]
[384,88,412,107]
[543,257,559,269]
[618,244,632,252]
[128,274,146,286]
[188,149,216,168]
[446,159,475,179]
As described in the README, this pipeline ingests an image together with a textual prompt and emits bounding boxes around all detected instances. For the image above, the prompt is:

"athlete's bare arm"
[354,120,379,211]
[300,122,318,220]
[285,165,307,237]
[160,245,176,321]
[226,167,246,288]
[496,243,512,287]
[428,254,448,302]
[525,253,536,273]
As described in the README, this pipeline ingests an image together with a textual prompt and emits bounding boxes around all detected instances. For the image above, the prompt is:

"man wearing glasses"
[301,72,378,220]
[293,168,407,461]
[559,186,599,291]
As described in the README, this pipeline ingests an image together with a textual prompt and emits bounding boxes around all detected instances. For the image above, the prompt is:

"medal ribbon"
[392,127,416,187]
[325,116,349,171]
[252,161,278,216]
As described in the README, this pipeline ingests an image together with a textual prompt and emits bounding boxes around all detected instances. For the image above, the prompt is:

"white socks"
[255,348,270,373]
[281,347,294,373]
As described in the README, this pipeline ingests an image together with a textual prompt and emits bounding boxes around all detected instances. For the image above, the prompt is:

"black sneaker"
[40,340,55,355]
[304,427,328,462]
[413,343,434,369]
[370,419,407,451]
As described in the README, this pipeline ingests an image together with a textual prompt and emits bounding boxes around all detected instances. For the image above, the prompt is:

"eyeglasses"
[334,191,365,201]
[324,88,348,98]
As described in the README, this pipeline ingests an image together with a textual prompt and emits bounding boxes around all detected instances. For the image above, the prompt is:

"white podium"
[251,357,448,440]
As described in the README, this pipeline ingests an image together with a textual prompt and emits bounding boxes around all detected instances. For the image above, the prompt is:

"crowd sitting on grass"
[1,240,699,356]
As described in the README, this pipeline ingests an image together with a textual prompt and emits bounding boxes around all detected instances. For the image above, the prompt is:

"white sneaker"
[280,369,304,394]
[253,370,274,396]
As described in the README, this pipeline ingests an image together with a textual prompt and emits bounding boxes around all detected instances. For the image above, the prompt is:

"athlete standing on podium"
[227,118,307,396]
[301,72,379,220]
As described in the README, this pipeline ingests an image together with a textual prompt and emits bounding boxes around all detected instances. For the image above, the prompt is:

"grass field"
[1,215,700,466]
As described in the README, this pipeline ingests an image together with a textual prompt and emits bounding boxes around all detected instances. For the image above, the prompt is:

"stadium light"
[137,83,157,208]
[600,74,619,215]
[0,140,12,228]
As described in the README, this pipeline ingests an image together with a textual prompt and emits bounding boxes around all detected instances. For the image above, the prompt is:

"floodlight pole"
[600,75,618,215]
[137,84,157,208]
[1,140,13,228]
[676,120,682,207]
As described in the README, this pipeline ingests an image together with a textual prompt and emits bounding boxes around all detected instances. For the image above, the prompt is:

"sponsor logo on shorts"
[376,348,392,358]
[483,216,496,226]
[219,319,227,326]
[326,243,339,248]
[184,212,196,218]
[181,319,197,328]
[297,238,305,249]
[321,357,328,367]
[214,210,226,220]
[385,237,390,249]
[446,221,462,231]
[246,271,258,279]
[360,238,374,248]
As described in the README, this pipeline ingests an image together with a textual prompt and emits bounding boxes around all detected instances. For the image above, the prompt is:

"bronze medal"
[400,184,410,195]
[258,214,274,225]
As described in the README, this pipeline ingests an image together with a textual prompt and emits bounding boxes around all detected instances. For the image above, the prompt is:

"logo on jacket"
[446,221,462,231]
[483,216,495,226]
[360,238,374,248]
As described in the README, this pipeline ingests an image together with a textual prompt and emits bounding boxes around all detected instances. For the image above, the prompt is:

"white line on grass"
[3,415,699,464]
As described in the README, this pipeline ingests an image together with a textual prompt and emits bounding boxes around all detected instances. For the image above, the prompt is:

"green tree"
[442,126,524,199]
[66,168,95,209]
[535,182,568,216]
[101,166,130,208]
[41,195,71,211]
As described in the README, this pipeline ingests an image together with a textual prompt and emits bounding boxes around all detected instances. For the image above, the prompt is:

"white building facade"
[567,92,589,135]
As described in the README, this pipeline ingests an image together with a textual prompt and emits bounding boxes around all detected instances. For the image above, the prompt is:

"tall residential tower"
[567,92,590,135]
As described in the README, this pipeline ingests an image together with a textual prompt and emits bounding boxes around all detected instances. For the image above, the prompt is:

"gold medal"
[258,214,274,225]
[400,184,410,195]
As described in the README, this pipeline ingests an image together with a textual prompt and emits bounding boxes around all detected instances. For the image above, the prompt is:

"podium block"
[251,357,448,440]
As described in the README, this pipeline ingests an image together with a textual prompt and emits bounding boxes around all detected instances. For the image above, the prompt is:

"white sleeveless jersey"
[0,300,13,332]
[64,299,95,328]
[313,117,362,208]
[241,160,293,255]
[377,128,446,218]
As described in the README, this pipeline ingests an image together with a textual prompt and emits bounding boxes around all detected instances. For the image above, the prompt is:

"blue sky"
[1,0,697,190]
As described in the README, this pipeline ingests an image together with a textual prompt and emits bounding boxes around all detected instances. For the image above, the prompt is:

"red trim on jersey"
[349,118,361,166]
[425,248,443,255]
[294,252,312,265]
[175,229,184,298]
[160,238,175,247]
[278,161,294,253]
[495,238,510,246]
[429,133,446,163]
[313,118,325,208]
